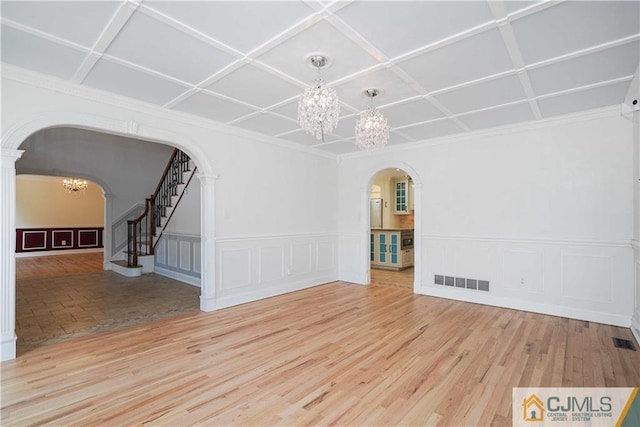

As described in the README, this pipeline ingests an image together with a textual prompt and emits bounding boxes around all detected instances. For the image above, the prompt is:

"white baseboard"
[1,333,17,362]
[632,310,640,346]
[214,275,338,311]
[15,248,103,258]
[154,266,201,287]
[418,284,632,328]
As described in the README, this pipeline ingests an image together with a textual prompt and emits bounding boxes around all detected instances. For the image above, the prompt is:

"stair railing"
[126,149,193,267]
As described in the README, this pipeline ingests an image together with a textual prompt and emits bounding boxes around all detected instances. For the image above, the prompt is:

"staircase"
[111,149,197,277]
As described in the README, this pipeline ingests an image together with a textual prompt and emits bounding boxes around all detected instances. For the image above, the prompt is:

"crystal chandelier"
[355,88,389,150]
[298,55,340,141]
[63,177,88,194]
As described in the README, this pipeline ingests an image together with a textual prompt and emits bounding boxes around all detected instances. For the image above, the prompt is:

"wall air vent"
[435,275,489,292]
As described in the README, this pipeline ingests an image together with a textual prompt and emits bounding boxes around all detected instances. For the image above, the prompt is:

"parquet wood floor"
[15,253,200,355]
[2,281,639,426]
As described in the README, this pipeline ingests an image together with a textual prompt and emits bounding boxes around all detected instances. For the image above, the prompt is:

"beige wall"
[16,175,103,227]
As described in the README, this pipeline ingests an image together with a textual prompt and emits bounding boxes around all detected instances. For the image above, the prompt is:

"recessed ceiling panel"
[257,20,379,83]
[397,119,464,141]
[270,100,299,121]
[433,74,526,114]
[1,25,86,79]
[511,1,640,65]
[106,11,237,84]
[278,129,340,145]
[335,68,421,110]
[206,64,301,108]
[336,1,494,58]
[538,81,631,118]
[234,113,298,136]
[145,1,314,54]
[315,141,359,155]
[504,1,542,15]
[331,115,358,139]
[171,92,257,123]
[528,41,640,96]
[397,28,514,93]
[1,1,119,47]
[458,102,534,130]
[379,98,445,127]
[83,59,189,105]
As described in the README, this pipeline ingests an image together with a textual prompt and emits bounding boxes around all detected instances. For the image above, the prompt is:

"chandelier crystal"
[355,89,389,150]
[63,178,88,194]
[298,55,340,141]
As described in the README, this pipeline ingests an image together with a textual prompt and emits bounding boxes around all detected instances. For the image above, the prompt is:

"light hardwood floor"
[2,281,639,426]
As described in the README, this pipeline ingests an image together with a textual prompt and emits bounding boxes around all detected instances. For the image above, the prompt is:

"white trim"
[78,229,100,248]
[421,234,633,249]
[216,231,338,243]
[214,275,336,310]
[51,229,74,249]
[154,266,201,288]
[21,230,47,250]
[418,284,631,328]
[15,248,103,258]
[1,332,17,361]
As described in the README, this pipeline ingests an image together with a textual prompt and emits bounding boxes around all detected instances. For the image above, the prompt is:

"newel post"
[1,149,24,361]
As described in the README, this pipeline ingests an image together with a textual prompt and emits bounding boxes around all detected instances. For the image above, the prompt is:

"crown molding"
[1,65,337,161]
[338,104,624,161]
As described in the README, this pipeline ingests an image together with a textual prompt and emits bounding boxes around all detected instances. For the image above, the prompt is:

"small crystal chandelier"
[63,177,88,194]
[298,54,340,141]
[355,88,389,150]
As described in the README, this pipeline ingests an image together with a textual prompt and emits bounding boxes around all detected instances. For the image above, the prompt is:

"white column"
[1,149,24,361]
[197,173,218,311]
[360,188,370,285]
[102,193,114,270]
[632,111,640,343]
[412,182,423,293]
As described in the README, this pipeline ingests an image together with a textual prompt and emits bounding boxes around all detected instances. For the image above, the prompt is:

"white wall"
[338,110,635,327]
[16,175,103,227]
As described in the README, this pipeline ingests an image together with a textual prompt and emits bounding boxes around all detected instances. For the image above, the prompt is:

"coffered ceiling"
[2,1,639,155]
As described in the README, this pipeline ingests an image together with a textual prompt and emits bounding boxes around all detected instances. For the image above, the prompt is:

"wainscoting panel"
[417,235,634,327]
[259,246,285,284]
[216,233,338,308]
[561,253,613,303]
[502,250,544,294]
[154,233,201,287]
[16,227,103,253]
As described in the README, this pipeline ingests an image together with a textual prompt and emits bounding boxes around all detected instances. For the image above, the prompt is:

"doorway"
[369,168,415,291]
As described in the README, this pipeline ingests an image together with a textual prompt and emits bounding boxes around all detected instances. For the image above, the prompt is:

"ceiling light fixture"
[63,177,88,194]
[355,88,389,150]
[298,54,340,141]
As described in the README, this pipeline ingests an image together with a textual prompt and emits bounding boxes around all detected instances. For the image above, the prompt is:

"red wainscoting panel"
[16,227,103,253]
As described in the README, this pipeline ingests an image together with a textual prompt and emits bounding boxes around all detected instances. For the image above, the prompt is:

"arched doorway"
[368,168,415,291]
[359,162,422,294]
[1,112,217,361]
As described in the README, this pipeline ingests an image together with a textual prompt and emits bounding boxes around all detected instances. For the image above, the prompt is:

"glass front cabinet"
[393,178,414,215]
